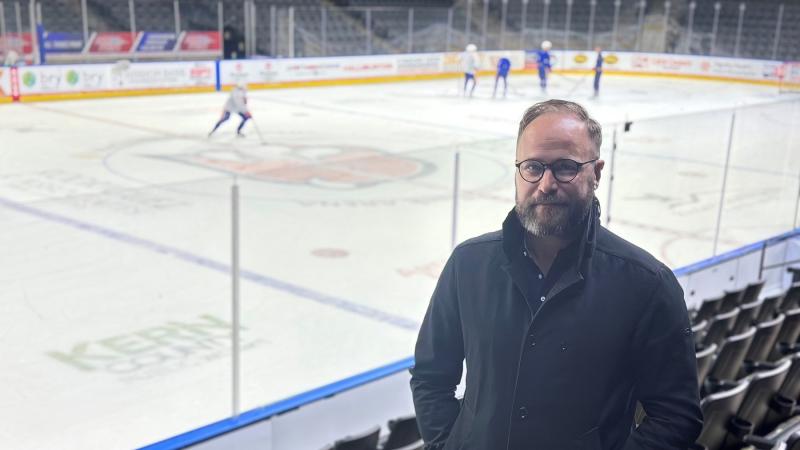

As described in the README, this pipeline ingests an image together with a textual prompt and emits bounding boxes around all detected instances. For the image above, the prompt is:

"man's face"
[515,112,605,237]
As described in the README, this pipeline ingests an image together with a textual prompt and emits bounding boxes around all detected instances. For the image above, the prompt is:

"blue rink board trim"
[0,196,419,331]
[138,356,416,450]
[142,227,800,449]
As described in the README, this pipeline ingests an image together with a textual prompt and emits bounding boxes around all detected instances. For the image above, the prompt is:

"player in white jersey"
[209,82,252,137]
[461,44,479,97]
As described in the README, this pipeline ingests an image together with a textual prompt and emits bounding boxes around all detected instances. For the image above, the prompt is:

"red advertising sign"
[89,32,136,53]
[0,33,33,55]
[180,31,221,52]
[10,66,20,102]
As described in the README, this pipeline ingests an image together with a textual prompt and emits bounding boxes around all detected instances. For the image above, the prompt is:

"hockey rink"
[1,73,799,449]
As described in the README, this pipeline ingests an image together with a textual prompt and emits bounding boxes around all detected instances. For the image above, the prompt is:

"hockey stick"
[250,116,267,145]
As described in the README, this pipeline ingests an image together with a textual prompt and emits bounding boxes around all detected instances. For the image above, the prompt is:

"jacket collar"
[502,197,600,277]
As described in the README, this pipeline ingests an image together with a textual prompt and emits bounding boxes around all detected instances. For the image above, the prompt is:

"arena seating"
[322,416,422,450]
[690,275,800,449]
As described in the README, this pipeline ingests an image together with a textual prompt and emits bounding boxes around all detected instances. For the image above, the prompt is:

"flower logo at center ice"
[22,72,36,87]
[66,70,79,85]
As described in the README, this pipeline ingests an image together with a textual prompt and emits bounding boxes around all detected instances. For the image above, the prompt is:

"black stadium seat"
[760,353,800,435]
[780,284,800,312]
[382,415,423,450]
[697,343,718,386]
[328,426,380,450]
[704,308,741,349]
[696,295,725,324]
[694,379,750,450]
[756,294,781,323]
[769,308,800,361]
[740,314,785,376]
[742,280,766,305]
[724,359,792,449]
[732,299,760,334]
[693,319,710,347]
[720,288,747,313]
[705,327,756,395]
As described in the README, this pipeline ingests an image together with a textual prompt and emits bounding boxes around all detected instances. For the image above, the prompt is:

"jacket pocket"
[443,399,475,450]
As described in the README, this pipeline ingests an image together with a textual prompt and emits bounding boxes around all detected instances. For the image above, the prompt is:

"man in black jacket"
[410,100,702,450]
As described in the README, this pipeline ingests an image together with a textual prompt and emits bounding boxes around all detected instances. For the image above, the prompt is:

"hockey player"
[461,44,479,97]
[536,40,552,93]
[593,46,604,97]
[209,81,252,137]
[493,52,512,99]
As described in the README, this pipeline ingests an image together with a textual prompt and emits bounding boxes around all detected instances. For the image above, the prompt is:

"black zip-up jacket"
[410,200,703,450]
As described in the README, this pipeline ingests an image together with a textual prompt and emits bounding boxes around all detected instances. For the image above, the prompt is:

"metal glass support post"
[128,0,136,37]
[713,113,736,256]
[173,0,180,36]
[366,8,371,54]
[250,1,257,56]
[242,0,249,56]
[588,0,596,49]
[465,0,472,46]
[605,127,618,226]
[500,0,508,49]
[520,0,528,49]
[230,181,241,417]
[772,4,783,60]
[662,1,670,52]
[288,6,294,58]
[321,5,327,56]
[79,0,87,43]
[542,0,550,44]
[270,5,276,57]
[710,2,720,55]
[0,3,6,55]
[217,1,223,40]
[27,0,37,64]
[635,0,646,51]
[565,0,573,50]
[734,2,745,57]
[685,1,695,54]
[35,1,40,24]
[481,0,488,49]
[407,8,414,53]
[611,0,621,50]
[446,7,453,51]
[451,152,461,250]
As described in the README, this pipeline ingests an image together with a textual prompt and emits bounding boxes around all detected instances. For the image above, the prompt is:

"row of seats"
[689,276,800,449]
[324,415,422,450]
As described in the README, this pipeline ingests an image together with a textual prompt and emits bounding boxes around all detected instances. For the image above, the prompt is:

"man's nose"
[538,169,559,194]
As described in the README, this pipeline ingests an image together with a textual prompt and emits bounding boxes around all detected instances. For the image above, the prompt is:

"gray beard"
[515,193,594,238]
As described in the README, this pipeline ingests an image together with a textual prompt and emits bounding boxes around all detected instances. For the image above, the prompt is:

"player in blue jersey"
[593,47,604,98]
[536,40,552,93]
[461,44,479,97]
[209,81,252,137]
[493,53,512,99]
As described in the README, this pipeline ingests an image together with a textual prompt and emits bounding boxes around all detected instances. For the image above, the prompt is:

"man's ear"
[593,159,605,186]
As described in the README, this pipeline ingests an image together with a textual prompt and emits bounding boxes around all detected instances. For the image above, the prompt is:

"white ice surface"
[0,73,799,449]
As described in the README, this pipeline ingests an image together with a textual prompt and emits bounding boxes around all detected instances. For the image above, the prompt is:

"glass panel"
[607,109,734,268]
[0,95,232,448]
[717,99,800,254]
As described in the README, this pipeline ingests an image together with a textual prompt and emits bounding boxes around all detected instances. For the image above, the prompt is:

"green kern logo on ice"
[66,70,79,85]
[22,71,36,87]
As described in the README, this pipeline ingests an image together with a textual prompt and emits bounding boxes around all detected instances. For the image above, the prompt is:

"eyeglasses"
[515,158,599,183]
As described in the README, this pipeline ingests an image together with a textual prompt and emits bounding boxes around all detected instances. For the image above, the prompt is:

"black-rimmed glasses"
[515,158,599,183]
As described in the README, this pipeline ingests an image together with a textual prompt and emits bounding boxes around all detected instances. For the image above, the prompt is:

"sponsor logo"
[22,71,36,87]
[700,61,711,72]
[66,70,79,85]
[158,145,433,189]
[47,314,264,381]
[604,54,619,64]
[574,54,588,64]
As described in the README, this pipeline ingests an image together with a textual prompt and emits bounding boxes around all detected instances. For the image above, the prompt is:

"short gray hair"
[516,99,602,156]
